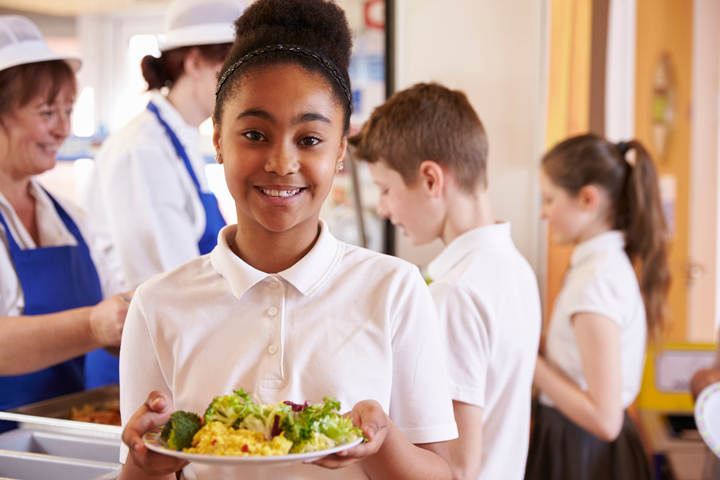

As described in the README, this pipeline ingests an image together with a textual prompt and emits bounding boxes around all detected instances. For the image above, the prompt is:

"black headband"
[215,44,353,108]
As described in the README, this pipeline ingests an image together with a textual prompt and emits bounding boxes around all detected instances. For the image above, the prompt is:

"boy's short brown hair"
[350,82,488,192]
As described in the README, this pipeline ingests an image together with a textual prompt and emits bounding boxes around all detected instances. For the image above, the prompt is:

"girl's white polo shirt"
[119,220,458,480]
[540,230,647,410]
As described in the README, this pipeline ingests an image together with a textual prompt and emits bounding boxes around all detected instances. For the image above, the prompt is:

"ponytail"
[141,54,172,90]
[542,134,670,338]
[621,140,670,338]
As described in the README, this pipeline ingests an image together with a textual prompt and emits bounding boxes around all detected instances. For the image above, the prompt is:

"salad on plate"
[150,389,364,458]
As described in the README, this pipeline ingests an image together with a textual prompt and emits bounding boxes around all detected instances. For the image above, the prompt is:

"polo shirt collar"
[210,219,344,299]
[570,230,626,267]
[428,222,514,281]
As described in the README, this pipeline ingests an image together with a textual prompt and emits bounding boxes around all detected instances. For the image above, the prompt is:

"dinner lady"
[0,15,129,430]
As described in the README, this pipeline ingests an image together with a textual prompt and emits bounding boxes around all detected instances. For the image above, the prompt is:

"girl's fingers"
[122,391,174,451]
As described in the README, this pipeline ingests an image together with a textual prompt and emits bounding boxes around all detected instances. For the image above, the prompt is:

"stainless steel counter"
[0,386,122,480]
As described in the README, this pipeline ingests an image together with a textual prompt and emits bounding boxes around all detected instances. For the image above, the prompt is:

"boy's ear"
[418,160,445,199]
[578,184,601,211]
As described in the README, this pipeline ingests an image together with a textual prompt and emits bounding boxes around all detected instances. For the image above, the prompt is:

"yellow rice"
[185,422,293,456]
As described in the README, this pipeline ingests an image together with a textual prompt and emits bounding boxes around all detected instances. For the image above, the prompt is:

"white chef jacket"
[81,93,212,289]
[119,220,458,480]
[540,230,647,410]
[0,179,122,316]
[428,222,541,480]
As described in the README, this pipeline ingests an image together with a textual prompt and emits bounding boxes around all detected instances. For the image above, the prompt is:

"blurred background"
[3,2,720,476]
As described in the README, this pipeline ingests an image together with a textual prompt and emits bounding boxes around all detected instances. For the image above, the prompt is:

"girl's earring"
[338,161,344,171]
[215,152,221,163]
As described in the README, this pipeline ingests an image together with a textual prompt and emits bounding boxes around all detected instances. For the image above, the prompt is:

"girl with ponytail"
[525,134,669,480]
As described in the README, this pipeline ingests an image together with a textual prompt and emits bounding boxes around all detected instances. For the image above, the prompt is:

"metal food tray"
[0,385,122,439]
[0,429,121,463]
[0,449,120,480]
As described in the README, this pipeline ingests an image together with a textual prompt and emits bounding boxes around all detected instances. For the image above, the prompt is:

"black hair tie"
[616,141,631,157]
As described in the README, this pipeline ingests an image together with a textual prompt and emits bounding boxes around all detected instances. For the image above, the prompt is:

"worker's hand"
[121,391,188,476]
[88,291,133,346]
[691,369,720,401]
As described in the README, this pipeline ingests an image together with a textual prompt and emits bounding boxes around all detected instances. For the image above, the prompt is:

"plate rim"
[142,425,364,465]
[695,381,720,457]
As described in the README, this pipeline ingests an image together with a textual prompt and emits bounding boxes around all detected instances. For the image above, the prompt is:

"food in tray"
[161,389,364,456]
[70,400,121,426]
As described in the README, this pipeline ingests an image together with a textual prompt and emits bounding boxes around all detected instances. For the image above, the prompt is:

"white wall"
[393,0,549,277]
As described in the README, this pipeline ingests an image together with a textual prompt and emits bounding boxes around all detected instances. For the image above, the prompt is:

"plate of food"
[143,389,364,466]
[696,381,720,458]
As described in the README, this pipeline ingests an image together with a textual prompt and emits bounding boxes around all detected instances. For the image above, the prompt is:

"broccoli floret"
[161,411,202,450]
[204,393,246,427]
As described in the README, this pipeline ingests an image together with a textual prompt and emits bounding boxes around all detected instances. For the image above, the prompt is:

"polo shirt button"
[269,282,279,290]
[268,345,278,355]
[268,307,278,316]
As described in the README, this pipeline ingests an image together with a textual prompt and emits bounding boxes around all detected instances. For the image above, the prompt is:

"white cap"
[159,0,248,52]
[0,15,81,73]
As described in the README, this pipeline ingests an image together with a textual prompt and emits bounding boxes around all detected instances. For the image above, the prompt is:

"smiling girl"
[117,1,457,479]
[526,134,669,480]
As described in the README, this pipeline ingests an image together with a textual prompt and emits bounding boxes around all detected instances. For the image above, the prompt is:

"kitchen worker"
[82,0,247,290]
[0,15,130,432]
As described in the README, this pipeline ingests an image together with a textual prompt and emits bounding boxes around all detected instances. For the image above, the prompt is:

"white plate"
[143,426,364,466]
[695,381,720,458]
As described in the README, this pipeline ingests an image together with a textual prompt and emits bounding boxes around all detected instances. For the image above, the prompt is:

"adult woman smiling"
[0,16,129,430]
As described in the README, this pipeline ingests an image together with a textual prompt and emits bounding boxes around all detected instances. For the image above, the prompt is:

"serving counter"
[0,386,122,480]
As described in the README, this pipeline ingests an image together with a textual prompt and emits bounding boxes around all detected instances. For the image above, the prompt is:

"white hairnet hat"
[160,0,248,52]
[0,15,81,73]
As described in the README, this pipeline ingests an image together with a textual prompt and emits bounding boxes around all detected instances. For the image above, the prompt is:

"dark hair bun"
[233,0,352,72]
[141,54,170,90]
[214,0,353,130]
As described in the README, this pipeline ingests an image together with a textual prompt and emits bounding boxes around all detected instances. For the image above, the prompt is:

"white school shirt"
[0,179,122,316]
[539,230,647,410]
[428,222,541,480]
[119,220,458,480]
[81,92,210,289]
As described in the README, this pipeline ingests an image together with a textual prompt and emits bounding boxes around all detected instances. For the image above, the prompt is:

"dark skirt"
[524,404,652,480]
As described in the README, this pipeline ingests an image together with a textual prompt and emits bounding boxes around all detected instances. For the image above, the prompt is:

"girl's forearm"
[534,357,620,441]
[363,422,452,480]
[0,308,101,375]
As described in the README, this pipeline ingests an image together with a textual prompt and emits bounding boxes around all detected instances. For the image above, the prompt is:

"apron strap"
[0,188,91,255]
[146,101,203,193]
[0,206,21,254]
[43,189,89,250]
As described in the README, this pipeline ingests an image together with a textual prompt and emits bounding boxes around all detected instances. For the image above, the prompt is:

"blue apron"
[147,102,226,255]
[0,190,105,432]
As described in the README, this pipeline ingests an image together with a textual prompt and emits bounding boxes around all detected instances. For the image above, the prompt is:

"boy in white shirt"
[351,83,542,480]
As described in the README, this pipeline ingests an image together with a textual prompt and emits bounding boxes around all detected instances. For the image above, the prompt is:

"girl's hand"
[121,391,188,476]
[311,399,389,469]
